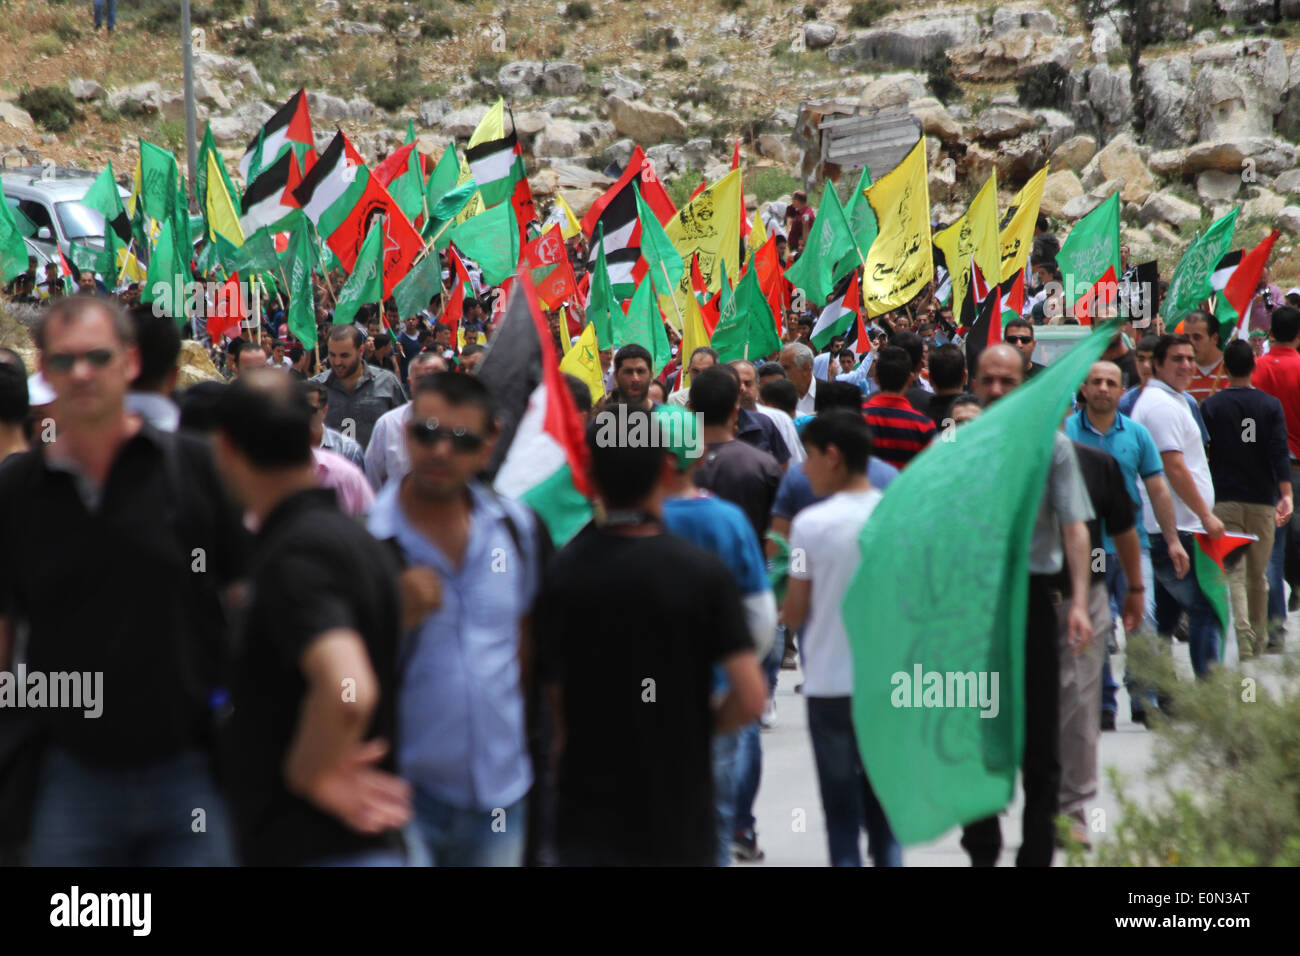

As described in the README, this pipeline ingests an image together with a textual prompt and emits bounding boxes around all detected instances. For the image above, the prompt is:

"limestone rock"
[606,96,686,143]
[107,82,163,116]
[1272,169,1300,194]
[1080,134,1155,204]
[1139,190,1202,229]
[1278,205,1300,235]
[535,119,582,158]
[974,106,1037,141]
[909,97,962,144]
[1050,134,1097,171]
[859,73,926,109]
[1196,170,1243,203]
[803,22,837,50]
[1040,170,1084,218]
[756,132,802,167]
[829,16,980,69]
[69,78,105,102]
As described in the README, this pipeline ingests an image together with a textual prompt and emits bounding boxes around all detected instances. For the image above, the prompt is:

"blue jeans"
[26,747,234,866]
[93,0,116,30]
[1268,521,1287,626]
[1102,549,1158,715]
[1150,533,1220,678]
[411,788,527,866]
[712,730,739,866]
[806,696,901,867]
[734,638,782,837]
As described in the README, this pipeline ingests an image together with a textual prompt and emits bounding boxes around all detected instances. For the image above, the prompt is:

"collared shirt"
[861,392,937,469]
[311,447,375,517]
[1132,378,1215,534]
[736,405,790,464]
[754,403,805,463]
[367,480,539,810]
[319,425,365,469]
[125,392,180,432]
[795,376,818,416]
[310,364,407,451]
[1066,408,1163,549]
[363,402,412,491]
[1029,431,1095,574]
[1119,383,1210,444]
[1252,344,1300,459]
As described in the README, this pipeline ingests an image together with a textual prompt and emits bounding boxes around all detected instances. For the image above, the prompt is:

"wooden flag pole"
[659,261,686,331]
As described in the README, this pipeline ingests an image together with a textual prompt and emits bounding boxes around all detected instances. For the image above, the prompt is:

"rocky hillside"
[4,0,1300,277]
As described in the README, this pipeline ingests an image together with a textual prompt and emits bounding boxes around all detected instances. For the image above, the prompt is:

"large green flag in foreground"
[1161,207,1238,322]
[844,321,1120,846]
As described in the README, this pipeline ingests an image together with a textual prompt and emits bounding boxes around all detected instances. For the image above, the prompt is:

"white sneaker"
[760,697,777,729]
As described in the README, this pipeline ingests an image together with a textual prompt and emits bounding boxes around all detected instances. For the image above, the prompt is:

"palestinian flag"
[373,142,426,226]
[1194,532,1256,661]
[1218,231,1279,343]
[811,270,860,350]
[962,264,1006,371]
[466,99,528,208]
[241,148,300,236]
[292,132,423,297]
[237,88,315,182]
[580,145,660,299]
[478,268,593,547]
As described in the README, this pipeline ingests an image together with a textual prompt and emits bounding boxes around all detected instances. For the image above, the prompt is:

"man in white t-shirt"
[782,408,899,867]
[1131,333,1226,677]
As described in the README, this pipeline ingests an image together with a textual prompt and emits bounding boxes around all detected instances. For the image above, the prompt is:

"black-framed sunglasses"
[1005,335,1033,345]
[45,348,116,373]
[408,418,487,452]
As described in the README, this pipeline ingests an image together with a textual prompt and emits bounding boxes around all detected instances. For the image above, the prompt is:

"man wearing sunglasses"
[0,296,246,865]
[367,373,541,866]
[1004,318,1046,379]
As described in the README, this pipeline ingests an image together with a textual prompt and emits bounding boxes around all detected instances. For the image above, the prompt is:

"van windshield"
[56,201,107,241]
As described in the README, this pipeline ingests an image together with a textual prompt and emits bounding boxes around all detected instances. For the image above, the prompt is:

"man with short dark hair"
[1183,310,1227,403]
[233,339,270,378]
[363,351,447,490]
[1131,334,1227,678]
[759,378,798,417]
[310,325,407,450]
[368,372,542,866]
[125,305,182,432]
[535,407,765,865]
[862,346,937,470]
[668,346,718,406]
[890,330,932,415]
[1004,318,1045,378]
[711,362,790,466]
[0,296,245,865]
[212,369,411,865]
[609,344,657,411]
[925,343,968,431]
[691,367,784,544]
[1202,340,1293,657]
[459,343,485,375]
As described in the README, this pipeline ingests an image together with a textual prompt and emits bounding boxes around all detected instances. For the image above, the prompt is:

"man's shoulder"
[664,494,752,538]
[309,369,332,385]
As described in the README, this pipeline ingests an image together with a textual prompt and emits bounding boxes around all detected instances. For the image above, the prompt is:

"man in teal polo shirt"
[1066,360,1188,727]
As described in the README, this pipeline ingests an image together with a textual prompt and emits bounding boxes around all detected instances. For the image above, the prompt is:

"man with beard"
[311,325,407,450]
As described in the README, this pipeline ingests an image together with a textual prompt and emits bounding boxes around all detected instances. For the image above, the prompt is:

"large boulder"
[600,70,644,101]
[542,62,586,95]
[606,96,687,142]
[1050,134,1097,171]
[1243,186,1286,222]
[859,73,926,108]
[1139,190,1202,229]
[1078,65,1132,141]
[756,132,802,167]
[995,132,1047,183]
[1040,169,1084,218]
[1149,137,1298,178]
[1272,168,1300,194]
[910,97,962,144]
[1196,169,1243,203]
[561,187,604,219]
[497,61,543,100]
[829,15,980,69]
[443,105,490,139]
[307,91,351,122]
[1190,38,1287,141]
[534,119,583,158]
[1063,178,1123,219]
[1139,54,1195,149]
[417,99,448,128]
[1277,49,1300,142]
[68,78,104,102]
[1033,108,1076,152]
[803,22,837,49]
[1278,205,1300,235]
[949,29,1064,83]
[974,105,1037,141]
[1080,133,1156,204]
[195,76,231,112]
[107,82,163,116]
[992,7,1060,36]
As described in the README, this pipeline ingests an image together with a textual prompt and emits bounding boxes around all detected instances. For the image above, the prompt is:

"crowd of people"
[1,188,1298,868]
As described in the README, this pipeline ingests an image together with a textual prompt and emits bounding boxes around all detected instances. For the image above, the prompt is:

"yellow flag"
[662,169,742,316]
[998,163,1049,282]
[455,150,483,225]
[205,149,245,246]
[559,306,572,356]
[933,171,1000,327]
[559,320,604,402]
[468,97,506,149]
[457,327,466,350]
[678,290,711,392]
[128,157,142,217]
[749,208,767,250]
[861,138,933,317]
[117,247,147,284]
[556,193,582,240]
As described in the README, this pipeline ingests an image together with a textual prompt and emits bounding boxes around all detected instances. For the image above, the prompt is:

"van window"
[17,199,55,238]
[55,201,107,241]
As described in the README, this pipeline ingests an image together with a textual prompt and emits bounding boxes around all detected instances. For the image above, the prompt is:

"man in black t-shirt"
[211,370,413,866]
[535,407,766,865]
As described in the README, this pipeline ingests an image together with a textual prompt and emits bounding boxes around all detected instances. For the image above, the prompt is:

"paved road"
[747,627,1294,867]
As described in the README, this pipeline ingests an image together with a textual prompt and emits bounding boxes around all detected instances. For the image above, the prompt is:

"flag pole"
[659,262,686,331]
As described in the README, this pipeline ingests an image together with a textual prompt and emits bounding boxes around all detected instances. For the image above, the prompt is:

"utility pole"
[181,0,198,210]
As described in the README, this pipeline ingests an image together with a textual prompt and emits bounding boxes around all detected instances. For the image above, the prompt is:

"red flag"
[207,270,246,341]
[373,143,417,188]
[343,134,367,167]
[691,253,721,335]
[732,140,751,241]
[731,141,740,171]
[688,178,707,203]
[1224,229,1279,336]
[1074,264,1119,326]
[520,225,577,310]
[442,276,465,331]
[754,235,787,335]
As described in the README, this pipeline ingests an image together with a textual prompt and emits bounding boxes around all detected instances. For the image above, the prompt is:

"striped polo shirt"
[861,392,937,469]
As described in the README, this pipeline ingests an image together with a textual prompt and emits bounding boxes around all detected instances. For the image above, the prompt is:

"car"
[1032,325,1095,367]
[1,165,130,261]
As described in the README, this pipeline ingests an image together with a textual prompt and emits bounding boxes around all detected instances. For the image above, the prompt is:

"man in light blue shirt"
[368,373,539,866]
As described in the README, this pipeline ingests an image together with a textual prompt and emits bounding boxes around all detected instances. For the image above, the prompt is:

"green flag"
[587,222,616,350]
[784,180,855,307]
[634,182,684,298]
[286,225,317,349]
[1,189,32,283]
[82,162,130,246]
[438,202,519,285]
[425,146,461,212]
[405,118,417,146]
[1056,191,1121,313]
[333,220,385,327]
[393,252,442,321]
[138,139,179,224]
[424,179,478,236]
[834,165,876,285]
[613,278,671,376]
[710,255,782,363]
[141,218,187,320]
[1162,207,1239,323]
[221,226,279,275]
[843,320,1121,846]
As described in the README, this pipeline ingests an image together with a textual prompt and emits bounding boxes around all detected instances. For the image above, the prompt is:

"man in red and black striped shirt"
[861,345,937,469]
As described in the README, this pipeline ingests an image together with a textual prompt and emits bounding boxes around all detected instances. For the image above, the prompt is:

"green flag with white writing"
[333,219,385,327]
[1056,191,1121,312]
[783,180,854,308]
[833,165,875,285]
[612,278,671,376]
[392,251,442,321]
[286,225,317,348]
[842,320,1121,846]
[1161,207,1239,323]
[710,254,782,363]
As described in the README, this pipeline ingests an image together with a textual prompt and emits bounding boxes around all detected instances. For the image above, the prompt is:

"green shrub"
[847,0,890,28]
[563,1,593,20]
[924,52,963,105]
[719,0,746,10]
[95,104,123,123]
[1016,61,1069,110]
[420,16,454,39]
[380,6,407,31]
[18,86,81,132]
[371,81,420,112]
[749,167,802,205]
[663,53,688,71]
[32,34,63,57]
[666,168,702,209]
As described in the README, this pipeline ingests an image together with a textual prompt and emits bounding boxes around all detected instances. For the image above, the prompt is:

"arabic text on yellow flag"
[749,208,767,250]
[998,163,1048,282]
[559,320,605,401]
[861,137,933,317]
[205,149,245,246]
[678,289,712,391]
[933,171,1000,327]
[662,169,742,317]
[555,194,582,240]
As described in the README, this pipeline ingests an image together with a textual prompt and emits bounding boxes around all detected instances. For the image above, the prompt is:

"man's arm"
[782,576,810,632]
[1112,527,1145,634]
[1142,473,1190,577]
[1061,520,1093,651]
[1160,450,1224,538]
[715,650,767,733]
[283,629,412,835]
[1270,403,1294,526]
